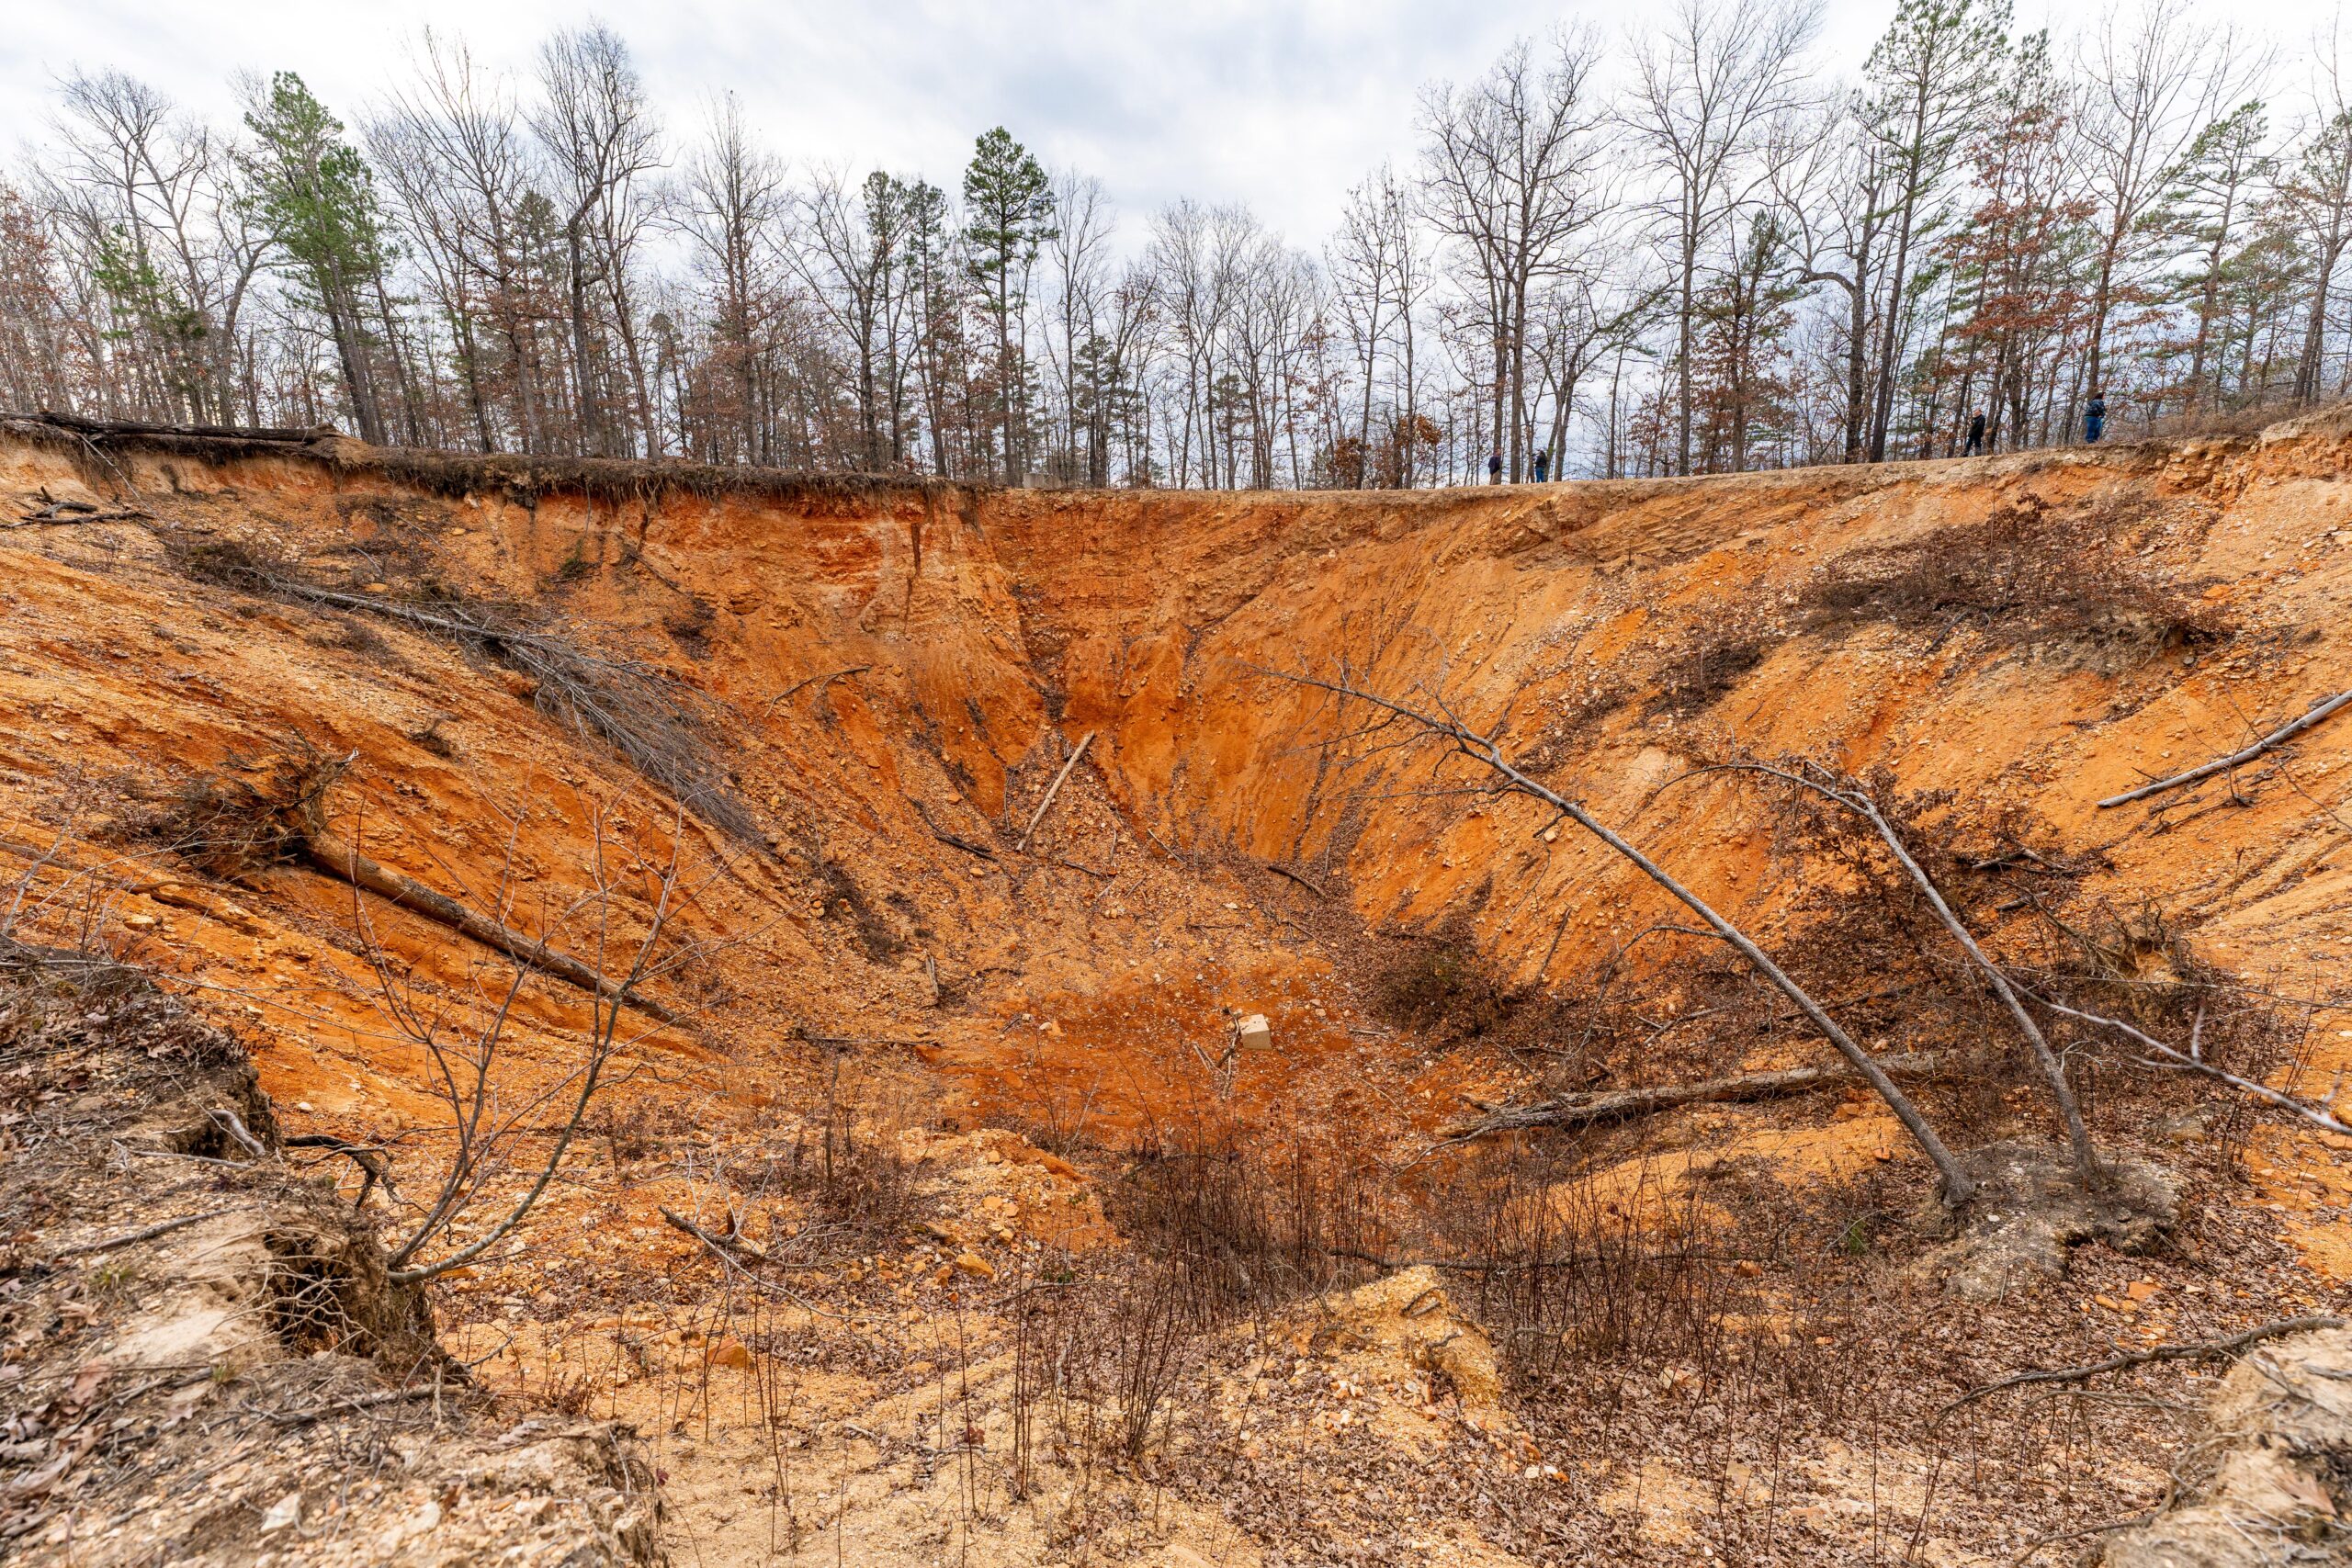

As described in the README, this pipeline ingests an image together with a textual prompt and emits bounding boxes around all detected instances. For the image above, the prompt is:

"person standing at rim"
[1964,410,1987,457]
[2085,389,2107,445]
[1532,447,1550,482]
[1487,449,1503,483]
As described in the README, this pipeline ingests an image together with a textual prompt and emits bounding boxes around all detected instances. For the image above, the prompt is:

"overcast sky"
[2,0,2317,244]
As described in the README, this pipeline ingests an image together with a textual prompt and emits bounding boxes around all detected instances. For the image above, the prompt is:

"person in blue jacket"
[1487,450,1503,483]
[2085,390,2106,444]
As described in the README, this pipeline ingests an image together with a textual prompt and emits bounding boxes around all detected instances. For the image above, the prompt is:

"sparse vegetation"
[161,529,759,841]
[1801,502,2230,661]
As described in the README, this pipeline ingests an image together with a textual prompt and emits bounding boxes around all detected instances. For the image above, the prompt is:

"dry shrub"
[1106,1133,1376,1324]
[2134,400,2302,443]
[737,1074,923,1247]
[1802,502,2229,662]
[146,744,342,879]
[590,1097,697,1174]
[1372,922,1514,1041]
[161,533,277,588]
[1431,1143,1773,1386]
[1009,1129,1389,1466]
[1644,634,1766,719]
[408,715,459,759]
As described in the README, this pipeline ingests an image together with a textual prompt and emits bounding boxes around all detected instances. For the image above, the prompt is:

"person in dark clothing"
[2085,391,2106,444]
[1532,447,1550,482]
[1964,411,1987,457]
[1487,450,1503,483]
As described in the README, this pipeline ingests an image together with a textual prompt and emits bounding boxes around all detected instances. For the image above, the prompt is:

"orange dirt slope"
[3,411,2350,1564]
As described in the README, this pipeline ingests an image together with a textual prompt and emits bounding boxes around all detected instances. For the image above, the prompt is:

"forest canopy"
[1,0,2342,486]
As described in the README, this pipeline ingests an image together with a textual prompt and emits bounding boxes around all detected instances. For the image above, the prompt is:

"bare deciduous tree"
[1624,0,1822,474]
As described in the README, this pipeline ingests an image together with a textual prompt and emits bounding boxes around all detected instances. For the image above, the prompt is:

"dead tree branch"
[1440,1052,1951,1140]
[1261,661,1978,1204]
[1017,731,1096,852]
[1673,760,2098,1179]
[2037,996,2352,1136]
[1264,863,1329,897]
[660,1204,767,1262]
[762,664,873,715]
[283,1134,396,1207]
[299,787,684,1027]
[2097,687,2352,807]
[1943,1315,2349,1415]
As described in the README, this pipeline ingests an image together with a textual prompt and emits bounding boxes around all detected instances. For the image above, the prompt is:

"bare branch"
[1260,660,1977,1203]
[2096,687,2352,807]
[1943,1315,2349,1415]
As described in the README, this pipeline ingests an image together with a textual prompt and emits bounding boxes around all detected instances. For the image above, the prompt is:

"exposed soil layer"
[0,942,660,1565]
[2,412,2349,1562]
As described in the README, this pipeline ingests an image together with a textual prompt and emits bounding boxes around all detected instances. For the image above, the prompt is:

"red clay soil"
[2,410,2347,1564]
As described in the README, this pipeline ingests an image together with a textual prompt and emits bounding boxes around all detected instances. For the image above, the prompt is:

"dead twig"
[52,1208,239,1259]
[659,1204,843,1316]
[763,664,874,715]
[931,830,998,861]
[1264,863,1328,897]
[1016,731,1095,852]
[283,1134,396,1207]
[660,1204,768,1262]
[1942,1315,2348,1415]
[10,501,153,525]
[2097,687,2352,807]
[265,1386,439,1427]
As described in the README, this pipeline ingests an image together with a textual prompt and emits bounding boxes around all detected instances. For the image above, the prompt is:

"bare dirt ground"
[1,412,2347,1564]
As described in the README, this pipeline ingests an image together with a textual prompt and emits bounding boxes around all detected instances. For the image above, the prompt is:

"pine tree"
[2151,101,2270,412]
[240,72,391,443]
[962,128,1056,484]
[1860,0,2012,460]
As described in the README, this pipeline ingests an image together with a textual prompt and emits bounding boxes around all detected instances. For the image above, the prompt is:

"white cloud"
[0,0,2310,246]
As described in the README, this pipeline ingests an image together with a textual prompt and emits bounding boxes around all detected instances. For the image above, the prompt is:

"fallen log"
[2098,686,2352,807]
[12,410,337,444]
[1441,1051,1950,1140]
[11,500,153,525]
[297,799,684,1028]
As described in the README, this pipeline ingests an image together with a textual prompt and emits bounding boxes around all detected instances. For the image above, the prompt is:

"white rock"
[260,1492,302,1533]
